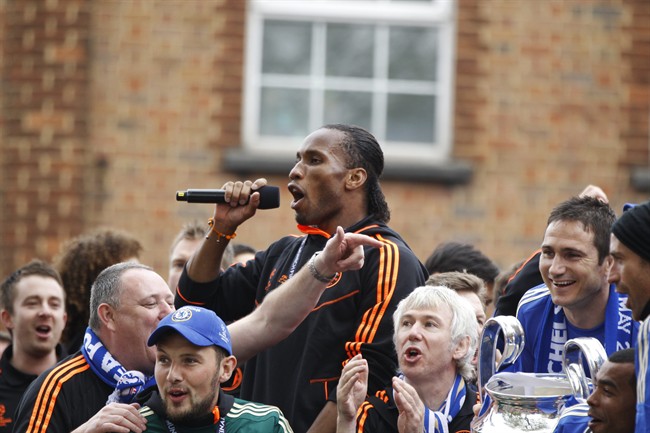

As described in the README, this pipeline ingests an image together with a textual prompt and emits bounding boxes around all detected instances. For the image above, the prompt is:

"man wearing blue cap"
[139,305,293,432]
[609,199,650,433]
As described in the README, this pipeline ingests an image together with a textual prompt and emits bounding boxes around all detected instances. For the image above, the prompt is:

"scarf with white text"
[81,327,155,404]
[535,285,635,374]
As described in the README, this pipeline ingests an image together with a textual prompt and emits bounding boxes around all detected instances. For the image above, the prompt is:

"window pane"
[324,90,372,130]
[262,20,312,75]
[389,26,438,81]
[326,23,374,78]
[386,93,435,142]
[260,87,310,136]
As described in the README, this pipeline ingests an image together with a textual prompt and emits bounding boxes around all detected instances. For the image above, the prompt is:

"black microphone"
[176,185,280,209]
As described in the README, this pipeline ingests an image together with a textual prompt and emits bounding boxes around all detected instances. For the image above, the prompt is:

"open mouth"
[404,347,422,362]
[587,411,602,429]
[288,184,305,209]
[167,388,188,403]
[587,419,601,429]
[35,325,52,338]
[551,280,575,289]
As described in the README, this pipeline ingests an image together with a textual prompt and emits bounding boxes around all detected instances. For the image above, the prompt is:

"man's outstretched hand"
[317,226,384,277]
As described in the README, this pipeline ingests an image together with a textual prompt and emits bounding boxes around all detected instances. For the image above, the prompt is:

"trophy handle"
[477,316,525,399]
[562,337,607,401]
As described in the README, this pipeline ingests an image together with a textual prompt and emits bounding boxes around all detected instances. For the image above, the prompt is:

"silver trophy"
[471,316,606,433]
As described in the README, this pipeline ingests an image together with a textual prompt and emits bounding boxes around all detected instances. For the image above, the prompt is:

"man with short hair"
[138,305,292,432]
[553,348,636,433]
[587,348,636,433]
[0,260,67,433]
[13,262,171,433]
[609,199,650,433]
[495,184,609,317]
[514,196,638,374]
[168,221,241,396]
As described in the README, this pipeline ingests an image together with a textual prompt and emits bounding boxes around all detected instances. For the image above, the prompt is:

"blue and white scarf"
[535,285,636,374]
[396,373,466,433]
[82,327,155,404]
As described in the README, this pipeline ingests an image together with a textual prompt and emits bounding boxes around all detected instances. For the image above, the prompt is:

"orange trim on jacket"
[26,355,90,433]
[175,286,206,306]
[506,249,542,286]
[356,401,374,433]
[356,234,399,344]
[342,234,399,360]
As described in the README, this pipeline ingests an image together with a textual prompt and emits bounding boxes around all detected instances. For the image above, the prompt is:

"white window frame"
[242,0,457,162]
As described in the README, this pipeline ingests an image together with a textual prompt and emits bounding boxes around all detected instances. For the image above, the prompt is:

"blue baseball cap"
[148,306,232,356]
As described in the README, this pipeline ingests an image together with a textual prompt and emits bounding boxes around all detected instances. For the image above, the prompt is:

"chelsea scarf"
[81,327,156,404]
[527,285,636,374]
[396,373,466,433]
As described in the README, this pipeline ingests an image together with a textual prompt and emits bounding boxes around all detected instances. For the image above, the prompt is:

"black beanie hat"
[612,200,650,263]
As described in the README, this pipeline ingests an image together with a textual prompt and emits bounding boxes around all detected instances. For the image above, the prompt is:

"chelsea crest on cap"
[148,306,233,356]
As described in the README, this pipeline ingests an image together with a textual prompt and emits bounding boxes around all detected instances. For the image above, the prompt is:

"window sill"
[222,149,473,185]
[631,168,650,192]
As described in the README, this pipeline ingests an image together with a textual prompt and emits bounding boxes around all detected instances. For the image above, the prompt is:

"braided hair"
[322,124,390,223]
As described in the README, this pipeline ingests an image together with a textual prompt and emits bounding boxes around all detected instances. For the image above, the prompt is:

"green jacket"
[136,390,293,433]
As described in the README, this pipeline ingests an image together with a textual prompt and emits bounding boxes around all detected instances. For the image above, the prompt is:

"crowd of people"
[0,123,648,433]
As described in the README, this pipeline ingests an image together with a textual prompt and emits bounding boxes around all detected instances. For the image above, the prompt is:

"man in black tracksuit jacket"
[176,124,427,433]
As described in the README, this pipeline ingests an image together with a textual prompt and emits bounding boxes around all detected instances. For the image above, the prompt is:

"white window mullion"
[373,25,388,142]
[242,10,263,153]
[310,22,326,130]
[436,10,456,157]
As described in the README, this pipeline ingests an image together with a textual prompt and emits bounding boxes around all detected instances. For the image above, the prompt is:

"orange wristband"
[207,218,237,242]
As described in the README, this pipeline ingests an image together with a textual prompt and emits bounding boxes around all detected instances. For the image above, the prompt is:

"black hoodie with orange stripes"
[12,351,114,433]
[176,215,428,433]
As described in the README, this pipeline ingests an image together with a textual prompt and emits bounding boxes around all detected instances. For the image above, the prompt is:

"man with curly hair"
[53,228,142,352]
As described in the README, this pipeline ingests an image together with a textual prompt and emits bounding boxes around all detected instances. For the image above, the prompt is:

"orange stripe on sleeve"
[355,235,399,345]
[40,363,91,432]
[356,401,373,433]
[174,287,206,306]
[312,290,360,313]
[506,249,541,286]
[354,240,387,343]
[26,355,88,433]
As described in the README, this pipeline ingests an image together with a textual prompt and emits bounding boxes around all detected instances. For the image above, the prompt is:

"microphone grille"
[258,185,281,209]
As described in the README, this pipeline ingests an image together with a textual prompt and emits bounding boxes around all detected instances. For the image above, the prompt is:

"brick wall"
[622,0,650,166]
[1,0,90,274]
[0,0,648,279]
[84,0,297,275]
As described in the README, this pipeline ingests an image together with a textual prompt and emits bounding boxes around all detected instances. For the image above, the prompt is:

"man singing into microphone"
[175,124,427,433]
